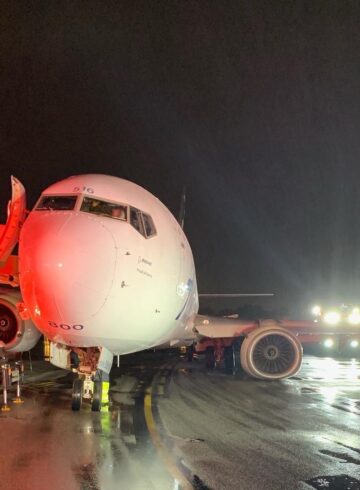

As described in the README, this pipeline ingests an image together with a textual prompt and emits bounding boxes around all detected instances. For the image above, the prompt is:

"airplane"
[1,174,357,411]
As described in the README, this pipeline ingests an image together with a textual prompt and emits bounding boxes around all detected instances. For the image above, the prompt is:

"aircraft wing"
[194,314,257,338]
[199,293,274,298]
[195,293,273,338]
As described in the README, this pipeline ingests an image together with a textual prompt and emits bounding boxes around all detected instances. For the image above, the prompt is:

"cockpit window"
[130,207,145,237]
[80,197,127,220]
[36,195,77,211]
[129,208,157,238]
[142,213,157,237]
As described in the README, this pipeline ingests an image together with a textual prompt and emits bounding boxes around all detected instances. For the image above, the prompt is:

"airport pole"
[28,350,33,372]
[13,361,24,404]
[1,364,11,412]
[19,360,25,382]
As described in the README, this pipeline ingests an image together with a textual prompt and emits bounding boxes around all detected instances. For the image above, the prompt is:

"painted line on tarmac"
[144,365,193,490]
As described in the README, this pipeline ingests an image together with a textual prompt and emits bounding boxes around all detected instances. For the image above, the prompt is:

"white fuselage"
[19,175,199,354]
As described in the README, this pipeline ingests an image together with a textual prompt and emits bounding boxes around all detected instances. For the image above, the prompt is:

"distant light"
[324,338,334,348]
[348,310,360,325]
[350,340,359,348]
[348,307,360,325]
[311,305,322,316]
[324,311,340,325]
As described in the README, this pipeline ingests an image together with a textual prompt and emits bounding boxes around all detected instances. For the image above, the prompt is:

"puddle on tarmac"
[305,474,360,489]
[333,441,360,455]
[301,387,319,393]
[72,462,99,490]
[192,474,212,489]
[319,449,360,465]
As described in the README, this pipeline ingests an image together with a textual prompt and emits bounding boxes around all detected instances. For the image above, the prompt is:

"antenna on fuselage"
[178,185,186,230]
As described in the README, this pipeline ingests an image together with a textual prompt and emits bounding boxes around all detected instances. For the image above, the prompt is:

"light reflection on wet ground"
[0,354,359,489]
[0,355,176,490]
[157,355,360,490]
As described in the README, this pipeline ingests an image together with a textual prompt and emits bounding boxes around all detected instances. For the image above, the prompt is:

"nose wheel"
[71,378,83,411]
[69,348,112,411]
[71,376,106,412]
[91,380,102,412]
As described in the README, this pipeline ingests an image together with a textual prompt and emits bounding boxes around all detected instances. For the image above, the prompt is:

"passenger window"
[36,195,77,211]
[81,197,127,221]
[142,213,156,238]
[130,207,145,237]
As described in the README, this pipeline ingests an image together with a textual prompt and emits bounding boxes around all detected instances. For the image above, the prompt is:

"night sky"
[2,2,360,316]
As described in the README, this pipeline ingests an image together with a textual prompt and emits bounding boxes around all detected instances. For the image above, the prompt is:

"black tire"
[91,380,102,412]
[205,347,215,369]
[224,346,234,374]
[71,378,83,411]
[187,345,194,362]
[232,339,245,377]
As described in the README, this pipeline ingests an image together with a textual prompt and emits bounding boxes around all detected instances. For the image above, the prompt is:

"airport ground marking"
[144,364,192,490]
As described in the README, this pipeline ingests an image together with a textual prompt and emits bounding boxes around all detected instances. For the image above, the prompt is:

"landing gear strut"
[224,346,234,374]
[205,346,215,369]
[187,344,195,362]
[224,340,245,376]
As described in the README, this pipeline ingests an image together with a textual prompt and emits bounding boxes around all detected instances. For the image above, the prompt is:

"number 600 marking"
[48,321,84,331]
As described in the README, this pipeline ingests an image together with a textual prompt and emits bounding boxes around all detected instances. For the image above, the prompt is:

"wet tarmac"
[0,353,359,490]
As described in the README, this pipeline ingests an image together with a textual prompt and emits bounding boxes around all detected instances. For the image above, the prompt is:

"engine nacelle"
[0,287,41,352]
[240,321,303,380]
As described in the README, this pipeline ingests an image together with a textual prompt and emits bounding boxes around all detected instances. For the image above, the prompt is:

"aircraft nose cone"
[20,213,117,325]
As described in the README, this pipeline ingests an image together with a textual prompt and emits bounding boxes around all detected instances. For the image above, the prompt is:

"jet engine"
[0,287,41,352]
[240,321,303,380]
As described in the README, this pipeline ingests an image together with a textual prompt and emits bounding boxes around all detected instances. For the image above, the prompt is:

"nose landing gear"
[71,372,108,412]
[70,346,112,412]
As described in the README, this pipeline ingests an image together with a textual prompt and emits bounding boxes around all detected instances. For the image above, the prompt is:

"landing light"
[348,308,360,325]
[323,311,340,325]
[324,338,334,348]
[311,305,322,316]
[350,340,359,348]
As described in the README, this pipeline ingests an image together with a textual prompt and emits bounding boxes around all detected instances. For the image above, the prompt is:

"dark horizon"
[2,2,360,317]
